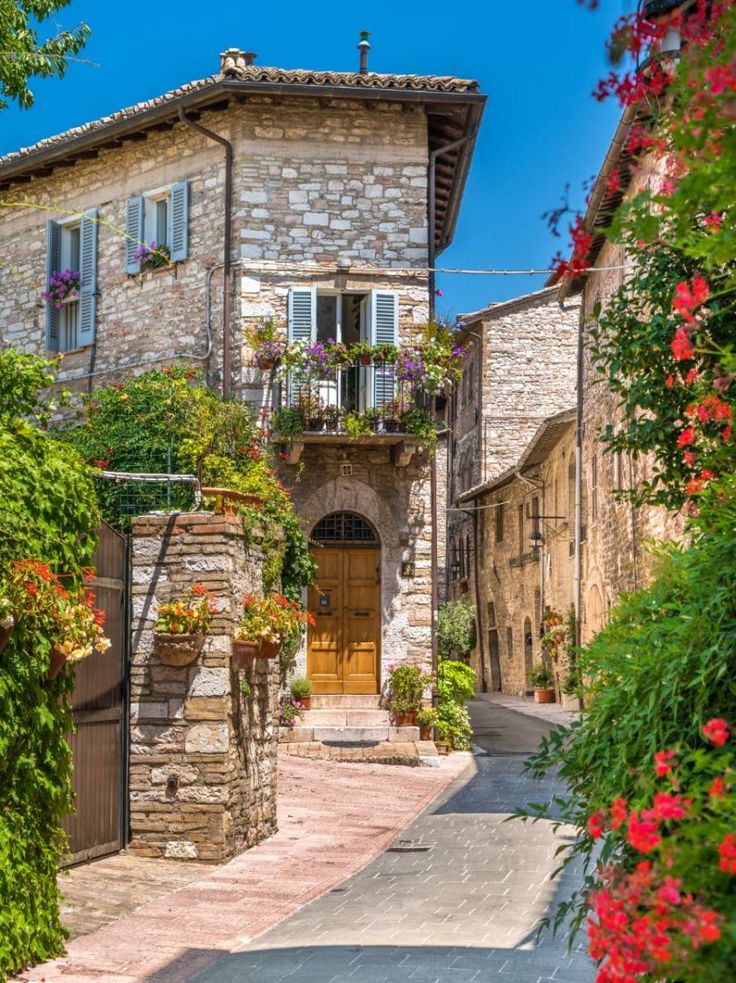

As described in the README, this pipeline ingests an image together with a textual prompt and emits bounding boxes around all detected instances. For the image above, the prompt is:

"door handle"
[352,610,371,617]
[316,611,333,617]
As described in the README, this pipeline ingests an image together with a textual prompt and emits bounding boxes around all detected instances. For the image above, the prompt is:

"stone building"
[445,286,579,688]
[455,410,576,695]
[0,47,485,706]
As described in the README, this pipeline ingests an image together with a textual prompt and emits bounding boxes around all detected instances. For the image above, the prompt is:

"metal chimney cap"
[358,30,371,48]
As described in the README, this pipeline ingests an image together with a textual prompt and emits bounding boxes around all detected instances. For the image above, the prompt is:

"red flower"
[704,211,722,231]
[718,833,736,874]
[685,368,699,385]
[610,797,628,831]
[654,749,676,777]
[671,329,695,361]
[702,718,729,747]
[651,792,684,822]
[26,582,37,596]
[192,583,208,596]
[627,811,661,853]
[677,428,696,449]
[708,776,726,800]
[586,810,606,840]
[683,451,696,467]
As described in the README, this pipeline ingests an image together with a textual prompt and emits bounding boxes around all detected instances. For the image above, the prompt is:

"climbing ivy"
[0,350,99,979]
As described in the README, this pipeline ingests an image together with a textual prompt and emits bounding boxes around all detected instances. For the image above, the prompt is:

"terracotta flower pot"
[359,353,371,366]
[298,695,311,710]
[0,619,15,656]
[534,687,556,704]
[48,644,68,680]
[258,639,282,660]
[419,725,432,741]
[232,638,259,668]
[258,358,275,371]
[393,710,417,727]
[154,632,204,667]
[436,741,450,756]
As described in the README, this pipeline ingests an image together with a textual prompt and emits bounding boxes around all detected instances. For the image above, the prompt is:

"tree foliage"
[0,1,90,111]
[0,351,98,979]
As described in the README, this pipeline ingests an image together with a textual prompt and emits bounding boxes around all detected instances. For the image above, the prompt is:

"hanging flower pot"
[48,644,68,680]
[154,632,205,667]
[232,638,259,668]
[0,616,15,655]
[359,353,372,367]
[258,639,282,660]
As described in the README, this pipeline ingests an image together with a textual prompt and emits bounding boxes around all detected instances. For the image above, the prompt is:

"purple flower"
[42,268,80,310]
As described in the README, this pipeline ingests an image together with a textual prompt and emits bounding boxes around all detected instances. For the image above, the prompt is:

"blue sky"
[1,1,632,315]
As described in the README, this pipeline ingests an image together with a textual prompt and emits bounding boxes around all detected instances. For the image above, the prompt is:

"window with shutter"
[368,289,398,409]
[127,183,189,273]
[78,211,98,346]
[45,220,61,352]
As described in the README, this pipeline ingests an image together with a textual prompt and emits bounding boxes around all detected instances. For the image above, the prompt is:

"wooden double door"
[308,547,380,694]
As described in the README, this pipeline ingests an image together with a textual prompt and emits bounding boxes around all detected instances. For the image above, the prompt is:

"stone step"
[300,709,390,727]
[280,725,420,745]
[309,694,381,709]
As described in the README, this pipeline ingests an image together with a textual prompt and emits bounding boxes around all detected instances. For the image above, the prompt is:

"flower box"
[154,632,204,667]
[232,638,259,668]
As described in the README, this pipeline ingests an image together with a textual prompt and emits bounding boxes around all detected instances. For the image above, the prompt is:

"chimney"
[357,31,371,75]
[220,48,257,77]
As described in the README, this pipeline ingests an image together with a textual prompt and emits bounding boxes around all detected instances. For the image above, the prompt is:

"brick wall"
[129,511,278,862]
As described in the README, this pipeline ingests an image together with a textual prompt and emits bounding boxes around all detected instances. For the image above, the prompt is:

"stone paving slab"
[18,751,469,982]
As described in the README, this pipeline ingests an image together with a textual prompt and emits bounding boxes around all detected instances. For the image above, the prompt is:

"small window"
[145,193,170,251]
[58,223,81,352]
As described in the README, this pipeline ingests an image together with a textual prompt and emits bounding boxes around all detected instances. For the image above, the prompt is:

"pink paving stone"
[17,752,470,983]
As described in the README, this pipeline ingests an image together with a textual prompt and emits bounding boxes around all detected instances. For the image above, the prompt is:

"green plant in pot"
[388,664,429,726]
[529,661,555,704]
[351,340,374,366]
[290,675,312,709]
[416,706,439,741]
[344,412,372,439]
[271,407,304,441]
[402,408,439,450]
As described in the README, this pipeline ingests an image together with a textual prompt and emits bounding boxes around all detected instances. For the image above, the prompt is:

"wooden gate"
[62,522,128,867]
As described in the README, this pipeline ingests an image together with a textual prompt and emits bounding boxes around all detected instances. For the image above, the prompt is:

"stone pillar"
[128,512,278,862]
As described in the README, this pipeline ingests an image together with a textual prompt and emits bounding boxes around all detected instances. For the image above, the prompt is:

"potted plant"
[381,400,407,434]
[388,664,429,726]
[344,412,372,439]
[323,404,341,432]
[245,317,287,370]
[277,695,304,730]
[402,408,439,449]
[290,675,312,709]
[351,341,374,366]
[5,560,111,678]
[154,583,217,667]
[271,406,304,441]
[529,662,556,704]
[235,593,309,666]
[326,341,353,371]
[134,242,171,272]
[373,342,399,365]
[417,706,439,741]
[42,268,80,309]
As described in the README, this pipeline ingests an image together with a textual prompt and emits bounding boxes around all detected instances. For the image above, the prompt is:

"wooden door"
[308,547,380,694]
[62,522,127,866]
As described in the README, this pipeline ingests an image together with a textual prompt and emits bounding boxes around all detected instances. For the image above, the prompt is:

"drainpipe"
[463,329,487,691]
[573,299,585,710]
[428,130,476,685]
[178,106,234,400]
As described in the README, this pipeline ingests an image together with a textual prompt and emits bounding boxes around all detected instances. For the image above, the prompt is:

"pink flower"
[654,749,676,777]
[702,718,730,747]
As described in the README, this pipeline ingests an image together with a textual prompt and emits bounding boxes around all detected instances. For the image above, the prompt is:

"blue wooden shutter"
[78,210,98,346]
[125,196,144,274]
[287,288,316,403]
[369,289,399,407]
[169,181,189,262]
[45,220,61,351]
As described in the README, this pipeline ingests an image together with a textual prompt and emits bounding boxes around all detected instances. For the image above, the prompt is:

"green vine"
[0,350,99,979]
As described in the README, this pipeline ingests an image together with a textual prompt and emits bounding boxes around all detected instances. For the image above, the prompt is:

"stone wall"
[128,511,278,862]
[469,423,576,696]
[276,441,433,679]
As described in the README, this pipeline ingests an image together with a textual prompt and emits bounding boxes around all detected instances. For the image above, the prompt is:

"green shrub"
[289,676,312,700]
[388,664,428,715]
[0,351,99,979]
[436,657,476,749]
[521,477,736,941]
[438,600,476,659]
[529,662,554,689]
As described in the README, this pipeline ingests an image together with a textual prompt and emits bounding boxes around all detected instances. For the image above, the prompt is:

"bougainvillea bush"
[0,350,99,978]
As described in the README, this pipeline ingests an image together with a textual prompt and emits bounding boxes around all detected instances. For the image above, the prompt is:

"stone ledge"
[280,741,419,767]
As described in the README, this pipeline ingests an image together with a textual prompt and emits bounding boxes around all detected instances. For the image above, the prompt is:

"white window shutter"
[45,220,61,352]
[169,181,189,262]
[287,287,316,343]
[369,289,399,407]
[78,210,98,346]
[125,196,144,274]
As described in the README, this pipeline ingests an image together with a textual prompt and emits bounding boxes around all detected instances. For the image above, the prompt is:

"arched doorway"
[308,512,381,695]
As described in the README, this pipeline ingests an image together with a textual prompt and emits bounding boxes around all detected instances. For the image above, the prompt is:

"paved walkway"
[476,692,579,727]
[185,700,594,983]
[20,754,468,982]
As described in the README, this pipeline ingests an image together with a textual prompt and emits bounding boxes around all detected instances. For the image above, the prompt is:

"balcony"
[267,359,436,467]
